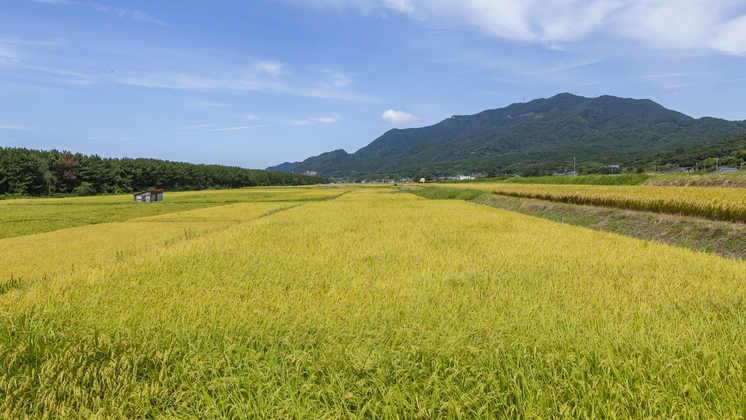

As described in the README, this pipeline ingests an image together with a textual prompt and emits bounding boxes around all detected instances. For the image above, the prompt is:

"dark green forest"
[0,147,331,197]
[633,133,746,170]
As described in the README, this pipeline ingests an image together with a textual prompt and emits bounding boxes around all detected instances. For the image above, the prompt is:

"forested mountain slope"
[269,93,746,178]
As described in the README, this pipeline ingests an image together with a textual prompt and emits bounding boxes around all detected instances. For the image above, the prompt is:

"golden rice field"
[0,186,347,239]
[2,186,746,418]
[450,183,746,222]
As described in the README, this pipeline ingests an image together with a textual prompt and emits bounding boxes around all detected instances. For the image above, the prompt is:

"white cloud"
[246,115,261,121]
[382,109,419,124]
[213,125,267,131]
[214,126,249,131]
[312,113,341,123]
[382,0,414,13]
[0,46,20,61]
[323,70,352,87]
[0,125,32,130]
[116,69,369,101]
[709,14,746,54]
[253,61,286,76]
[283,0,746,54]
[290,113,342,125]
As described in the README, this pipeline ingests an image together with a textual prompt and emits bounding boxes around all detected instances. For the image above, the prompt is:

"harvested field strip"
[449,183,746,223]
[0,202,289,284]
[3,189,746,417]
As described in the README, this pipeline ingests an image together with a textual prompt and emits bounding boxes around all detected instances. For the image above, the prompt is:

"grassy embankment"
[2,187,746,417]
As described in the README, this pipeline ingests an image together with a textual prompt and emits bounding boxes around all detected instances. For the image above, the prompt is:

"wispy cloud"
[212,125,268,131]
[178,124,213,130]
[115,68,370,101]
[129,10,168,27]
[312,113,342,123]
[323,70,352,87]
[287,0,746,54]
[290,113,342,126]
[0,124,33,130]
[253,61,286,76]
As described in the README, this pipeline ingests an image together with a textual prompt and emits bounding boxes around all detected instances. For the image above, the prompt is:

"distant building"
[667,167,691,173]
[134,189,163,203]
[554,171,578,176]
[305,171,318,176]
[717,167,739,173]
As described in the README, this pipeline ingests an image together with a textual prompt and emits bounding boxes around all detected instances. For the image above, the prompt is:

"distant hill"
[268,93,746,178]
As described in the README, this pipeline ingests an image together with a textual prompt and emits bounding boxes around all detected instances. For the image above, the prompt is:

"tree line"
[0,147,331,197]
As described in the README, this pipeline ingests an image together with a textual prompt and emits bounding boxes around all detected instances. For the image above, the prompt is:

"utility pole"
[716,157,719,172]
[573,157,576,175]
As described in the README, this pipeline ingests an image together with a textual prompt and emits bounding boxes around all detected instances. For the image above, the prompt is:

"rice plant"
[2,187,746,418]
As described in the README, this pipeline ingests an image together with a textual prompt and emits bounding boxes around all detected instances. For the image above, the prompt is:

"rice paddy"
[2,185,746,418]
[451,183,746,222]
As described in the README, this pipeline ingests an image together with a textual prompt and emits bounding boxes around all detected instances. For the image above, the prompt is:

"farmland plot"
[0,186,347,239]
[2,187,746,418]
[453,183,746,222]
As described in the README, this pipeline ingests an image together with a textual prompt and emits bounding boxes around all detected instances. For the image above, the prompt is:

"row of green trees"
[0,147,331,197]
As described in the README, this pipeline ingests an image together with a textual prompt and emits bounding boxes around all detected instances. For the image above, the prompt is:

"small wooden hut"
[133,189,164,203]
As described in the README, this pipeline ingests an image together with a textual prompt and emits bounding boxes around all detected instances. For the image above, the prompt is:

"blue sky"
[2,0,746,168]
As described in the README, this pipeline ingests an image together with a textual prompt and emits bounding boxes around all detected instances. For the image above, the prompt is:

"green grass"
[409,185,484,200]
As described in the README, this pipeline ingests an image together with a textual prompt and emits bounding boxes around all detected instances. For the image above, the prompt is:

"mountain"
[268,93,746,178]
